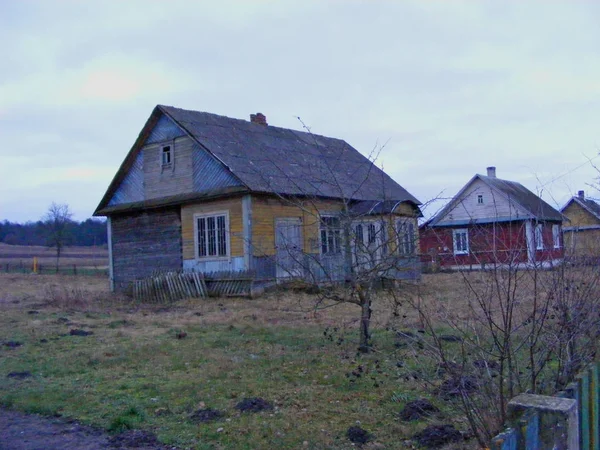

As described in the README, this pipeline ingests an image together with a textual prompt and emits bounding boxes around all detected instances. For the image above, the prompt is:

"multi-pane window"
[552,224,560,248]
[477,194,484,204]
[453,229,469,255]
[320,216,342,255]
[162,145,172,165]
[398,220,416,255]
[367,223,376,244]
[196,213,228,258]
[355,223,364,247]
[535,224,544,250]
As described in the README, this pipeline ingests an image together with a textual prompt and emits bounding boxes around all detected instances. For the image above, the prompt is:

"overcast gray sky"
[1,1,599,222]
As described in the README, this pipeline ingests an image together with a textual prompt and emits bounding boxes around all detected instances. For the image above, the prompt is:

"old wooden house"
[420,167,564,269]
[94,105,422,291]
[560,190,600,258]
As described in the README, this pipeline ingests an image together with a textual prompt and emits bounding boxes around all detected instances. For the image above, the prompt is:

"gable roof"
[428,173,563,227]
[159,105,420,204]
[560,195,600,222]
[95,105,420,215]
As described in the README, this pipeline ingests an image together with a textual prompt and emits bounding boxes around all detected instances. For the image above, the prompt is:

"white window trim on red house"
[453,228,469,255]
[552,224,561,248]
[535,224,544,250]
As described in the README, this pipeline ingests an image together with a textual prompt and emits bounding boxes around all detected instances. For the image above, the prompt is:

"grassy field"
[0,243,108,274]
[0,272,484,449]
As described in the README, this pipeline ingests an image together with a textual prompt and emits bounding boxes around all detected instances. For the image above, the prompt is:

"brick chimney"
[486,166,496,178]
[578,190,585,199]
[250,113,267,126]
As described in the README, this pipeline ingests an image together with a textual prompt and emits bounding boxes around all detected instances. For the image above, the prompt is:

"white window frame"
[194,211,230,260]
[397,218,416,256]
[159,140,175,171]
[552,224,560,249]
[535,223,544,250]
[453,228,469,255]
[320,215,342,256]
[477,194,484,205]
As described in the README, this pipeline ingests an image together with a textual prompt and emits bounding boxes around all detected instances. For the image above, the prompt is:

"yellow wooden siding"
[562,202,600,256]
[181,198,244,260]
[251,196,419,257]
[251,197,344,256]
[564,229,600,256]
[562,202,600,227]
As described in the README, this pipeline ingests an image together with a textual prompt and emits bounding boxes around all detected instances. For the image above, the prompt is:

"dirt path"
[0,408,172,450]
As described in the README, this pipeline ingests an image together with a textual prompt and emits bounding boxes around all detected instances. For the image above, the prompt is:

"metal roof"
[159,105,421,205]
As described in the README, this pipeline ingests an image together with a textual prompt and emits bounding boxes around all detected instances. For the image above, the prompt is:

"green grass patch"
[0,285,469,448]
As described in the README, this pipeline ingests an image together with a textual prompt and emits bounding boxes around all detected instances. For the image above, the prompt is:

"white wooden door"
[275,218,303,279]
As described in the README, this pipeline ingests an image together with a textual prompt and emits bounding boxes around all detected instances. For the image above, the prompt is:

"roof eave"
[94,186,250,216]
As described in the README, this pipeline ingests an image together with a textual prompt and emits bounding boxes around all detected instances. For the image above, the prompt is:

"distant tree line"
[0,218,107,247]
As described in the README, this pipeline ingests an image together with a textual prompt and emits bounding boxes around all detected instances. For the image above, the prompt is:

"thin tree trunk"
[358,293,372,353]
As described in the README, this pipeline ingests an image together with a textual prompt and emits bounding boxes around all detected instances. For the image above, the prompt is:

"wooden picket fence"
[491,361,600,450]
[133,270,255,302]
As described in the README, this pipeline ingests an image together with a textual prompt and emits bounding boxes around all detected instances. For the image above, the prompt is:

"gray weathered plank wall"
[111,207,182,291]
[143,136,195,200]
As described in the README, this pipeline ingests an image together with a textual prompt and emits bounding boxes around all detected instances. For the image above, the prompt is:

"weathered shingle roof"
[159,105,420,205]
[479,175,563,221]
[427,173,563,227]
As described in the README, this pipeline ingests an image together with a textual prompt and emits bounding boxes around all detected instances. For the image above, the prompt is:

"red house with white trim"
[420,167,564,269]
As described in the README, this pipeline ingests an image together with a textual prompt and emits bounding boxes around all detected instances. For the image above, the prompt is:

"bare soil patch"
[0,408,171,449]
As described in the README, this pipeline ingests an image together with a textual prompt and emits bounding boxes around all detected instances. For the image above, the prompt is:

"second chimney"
[578,190,585,199]
[250,112,267,126]
[486,166,496,178]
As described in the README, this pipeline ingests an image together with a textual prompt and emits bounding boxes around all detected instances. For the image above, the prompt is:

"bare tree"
[395,220,600,446]
[249,121,423,352]
[43,202,73,271]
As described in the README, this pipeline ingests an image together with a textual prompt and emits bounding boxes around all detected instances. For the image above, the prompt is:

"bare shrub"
[391,227,600,446]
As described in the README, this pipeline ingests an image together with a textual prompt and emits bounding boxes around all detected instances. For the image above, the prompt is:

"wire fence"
[2,261,108,276]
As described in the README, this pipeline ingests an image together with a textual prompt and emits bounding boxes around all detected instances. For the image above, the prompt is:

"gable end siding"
[108,151,144,206]
[143,136,195,200]
[436,178,529,225]
[562,201,600,228]
[111,208,182,291]
[146,114,186,144]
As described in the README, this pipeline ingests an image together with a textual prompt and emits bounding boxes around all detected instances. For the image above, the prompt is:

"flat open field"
[0,243,108,273]
[0,272,484,449]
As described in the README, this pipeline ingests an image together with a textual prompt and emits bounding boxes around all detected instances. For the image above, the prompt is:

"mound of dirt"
[399,399,440,421]
[190,408,223,423]
[235,397,273,413]
[413,424,462,448]
[108,429,162,448]
[346,426,373,444]
[3,341,22,348]
[438,334,462,343]
[7,371,32,379]
[437,376,479,399]
[70,329,93,336]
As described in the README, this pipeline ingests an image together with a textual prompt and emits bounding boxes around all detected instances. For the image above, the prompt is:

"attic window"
[477,194,484,204]
[161,145,172,166]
